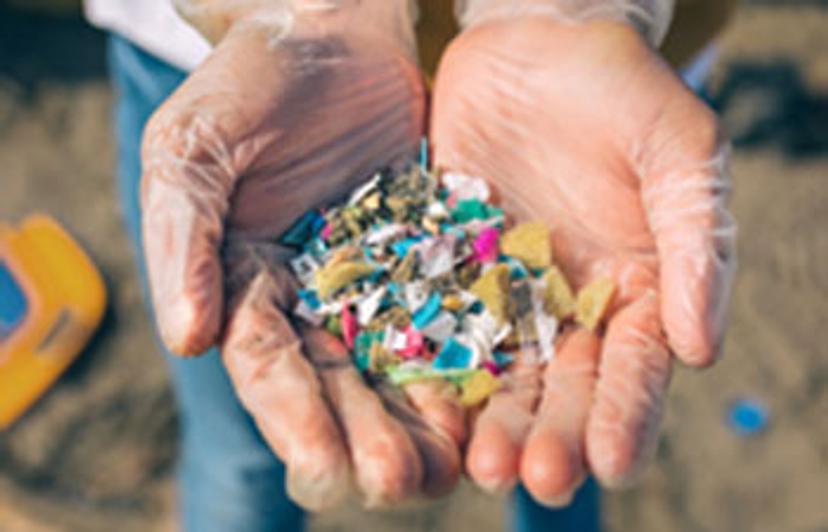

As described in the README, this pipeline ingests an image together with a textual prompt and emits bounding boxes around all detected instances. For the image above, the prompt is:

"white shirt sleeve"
[84,0,211,72]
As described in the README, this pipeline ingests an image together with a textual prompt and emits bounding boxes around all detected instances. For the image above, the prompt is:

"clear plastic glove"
[141,0,465,510]
[431,12,736,504]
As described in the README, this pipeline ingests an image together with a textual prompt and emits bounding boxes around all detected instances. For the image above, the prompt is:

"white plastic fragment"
[289,254,320,284]
[442,172,491,202]
[348,172,381,205]
[531,279,558,362]
[357,286,387,326]
[453,332,487,368]
[404,281,430,313]
[426,201,450,219]
[382,325,408,352]
[316,299,344,316]
[420,311,458,342]
[417,235,456,278]
[463,310,513,350]
[294,300,325,327]
[364,223,408,247]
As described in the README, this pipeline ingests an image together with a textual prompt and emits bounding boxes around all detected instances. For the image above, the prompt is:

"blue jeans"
[107,35,600,532]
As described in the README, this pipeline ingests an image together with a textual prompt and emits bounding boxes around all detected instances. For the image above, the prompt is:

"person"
[85,0,737,530]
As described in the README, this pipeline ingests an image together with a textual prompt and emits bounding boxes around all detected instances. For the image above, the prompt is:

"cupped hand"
[141,3,464,510]
[431,17,735,503]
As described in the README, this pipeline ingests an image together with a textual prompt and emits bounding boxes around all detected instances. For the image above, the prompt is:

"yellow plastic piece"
[575,278,616,331]
[469,263,511,322]
[0,215,106,430]
[314,260,375,299]
[543,265,576,319]
[500,221,552,270]
[460,370,501,407]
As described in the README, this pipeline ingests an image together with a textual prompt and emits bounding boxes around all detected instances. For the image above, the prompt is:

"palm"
[431,18,729,501]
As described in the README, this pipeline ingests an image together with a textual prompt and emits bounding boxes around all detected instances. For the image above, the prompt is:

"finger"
[585,291,671,488]
[403,379,467,445]
[140,122,232,355]
[466,350,542,494]
[221,271,350,511]
[301,328,423,508]
[139,31,264,355]
[521,328,600,507]
[639,95,737,367]
[378,383,463,499]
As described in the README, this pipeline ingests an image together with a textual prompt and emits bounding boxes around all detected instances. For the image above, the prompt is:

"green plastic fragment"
[325,315,342,337]
[385,366,480,386]
[451,199,488,223]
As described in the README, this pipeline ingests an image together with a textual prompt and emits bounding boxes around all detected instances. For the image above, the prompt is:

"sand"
[0,3,826,531]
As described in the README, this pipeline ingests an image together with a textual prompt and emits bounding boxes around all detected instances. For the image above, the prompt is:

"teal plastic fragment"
[451,200,503,224]
[354,353,371,372]
[391,236,424,258]
[493,351,514,368]
[304,238,328,257]
[354,330,384,358]
[412,292,442,329]
[281,210,322,247]
[451,199,488,223]
[501,256,529,280]
[433,338,473,369]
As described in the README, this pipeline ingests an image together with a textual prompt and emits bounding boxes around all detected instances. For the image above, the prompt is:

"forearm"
[454,0,675,46]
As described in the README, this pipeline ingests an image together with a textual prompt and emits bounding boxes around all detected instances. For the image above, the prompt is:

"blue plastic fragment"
[391,236,424,258]
[0,261,28,341]
[298,289,321,310]
[433,338,473,370]
[501,256,529,280]
[311,213,327,235]
[419,137,429,171]
[728,399,769,436]
[412,292,442,329]
[493,351,514,368]
[441,224,466,240]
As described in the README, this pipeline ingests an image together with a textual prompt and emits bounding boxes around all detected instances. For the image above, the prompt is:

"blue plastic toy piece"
[728,398,769,436]
[0,261,28,341]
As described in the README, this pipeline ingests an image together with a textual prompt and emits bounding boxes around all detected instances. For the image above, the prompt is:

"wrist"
[175,0,418,56]
[455,0,675,47]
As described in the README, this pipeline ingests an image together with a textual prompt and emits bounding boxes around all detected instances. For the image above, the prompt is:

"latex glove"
[141,0,464,510]
[431,13,735,504]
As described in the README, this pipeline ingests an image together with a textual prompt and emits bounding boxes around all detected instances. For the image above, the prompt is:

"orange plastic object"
[0,215,106,430]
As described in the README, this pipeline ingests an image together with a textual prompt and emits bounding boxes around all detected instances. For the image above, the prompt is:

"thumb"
[140,28,276,355]
[638,91,737,367]
[141,113,233,355]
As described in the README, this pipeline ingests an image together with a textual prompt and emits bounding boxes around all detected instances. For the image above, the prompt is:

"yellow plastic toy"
[0,214,106,430]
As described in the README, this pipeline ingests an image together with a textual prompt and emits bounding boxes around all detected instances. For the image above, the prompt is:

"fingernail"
[540,490,575,508]
[477,476,518,496]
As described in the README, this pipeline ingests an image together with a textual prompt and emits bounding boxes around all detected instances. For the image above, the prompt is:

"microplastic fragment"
[500,221,552,270]
[575,278,616,330]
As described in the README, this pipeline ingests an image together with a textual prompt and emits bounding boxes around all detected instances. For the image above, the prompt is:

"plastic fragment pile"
[283,165,615,407]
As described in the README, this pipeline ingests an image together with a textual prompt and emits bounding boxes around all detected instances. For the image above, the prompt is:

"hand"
[141,1,464,510]
[431,16,735,504]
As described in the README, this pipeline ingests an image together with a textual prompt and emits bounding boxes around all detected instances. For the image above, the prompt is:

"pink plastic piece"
[483,360,501,376]
[398,327,425,359]
[341,305,358,350]
[320,222,333,241]
[473,227,500,263]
